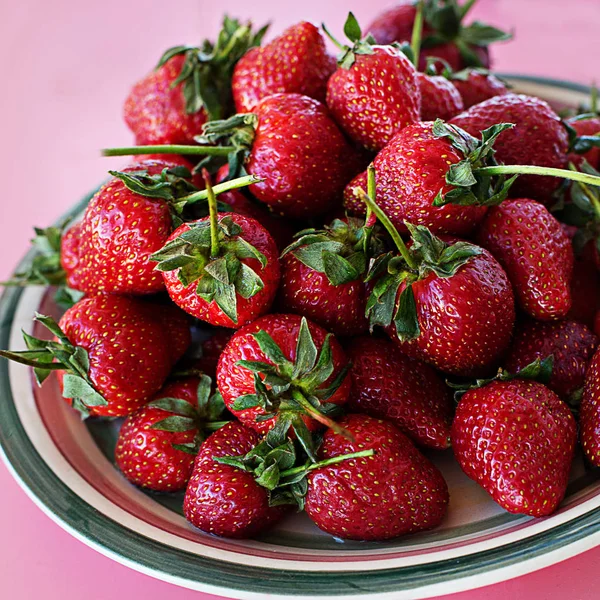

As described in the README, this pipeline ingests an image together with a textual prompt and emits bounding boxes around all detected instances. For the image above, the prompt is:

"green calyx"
[156,15,268,120]
[322,12,380,70]
[421,0,512,67]
[0,314,108,418]
[281,216,385,287]
[215,420,373,509]
[233,317,351,454]
[448,356,554,401]
[360,186,481,342]
[148,374,229,455]
[431,119,518,207]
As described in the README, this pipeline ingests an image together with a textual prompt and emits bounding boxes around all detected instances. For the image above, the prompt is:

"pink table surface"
[1,1,599,598]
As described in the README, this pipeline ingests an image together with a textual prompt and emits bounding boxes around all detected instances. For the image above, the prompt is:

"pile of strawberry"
[4,0,600,542]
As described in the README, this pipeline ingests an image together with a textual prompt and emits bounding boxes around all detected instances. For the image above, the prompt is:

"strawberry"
[568,251,600,329]
[476,198,574,320]
[450,94,570,203]
[417,72,464,121]
[232,21,336,113]
[449,68,509,109]
[278,210,384,336]
[183,421,286,538]
[451,371,577,516]
[324,13,421,151]
[566,114,600,169]
[505,320,598,399]
[115,375,229,492]
[366,0,510,70]
[581,348,600,466]
[151,176,280,328]
[304,414,449,541]
[344,120,514,236]
[346,336,453,449]
[216,314,351,445]
[0,295,190,417]
[124,17,265,145]
[361,190,515,376]
[194,329,234,377]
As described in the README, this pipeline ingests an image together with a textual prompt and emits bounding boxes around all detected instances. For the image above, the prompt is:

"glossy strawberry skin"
[195,329,234,377]
[216,314,351,434]
[566,115,600,169]
[476,199,574,321]
[247,94,360,218]
[305,414,449,541]
[452,379,576,516]
[183,421,286,538]
[162,213,280,328]
[417,73,464,121]
[450,94,570,203]
[346,336,453,449]
[232,22,336,113]
[451,71,508,109]
[581,349,600,466]
[326,45,420,151]
[59,295,189,417]
[115,378,200,492]
[278,252,369,337]
[569,253,600,329]
[505,320,598,398]
[344,122,488,236]
[390,249,515,376]
[124,55,207,145]
[61,222,82,290]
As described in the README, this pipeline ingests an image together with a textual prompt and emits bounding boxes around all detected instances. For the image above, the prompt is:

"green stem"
[475,165,600,188]
[279,449,375,479]
[321,23,345,51]
[410,0,424,68]
[205,420,230,432]
[179,175,261,205]
[0,350,64,370]
[202,170,220,258]
[358,189,418,271]
[290,389,353,440]
[591,83,598,115]
[102,144,235,157]
[365,164,376,224]
[459,0,478,19]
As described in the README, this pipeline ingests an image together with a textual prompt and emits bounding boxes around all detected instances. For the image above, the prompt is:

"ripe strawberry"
[124,17,265,145]
[0,295,190,417]
[278,214,384,336]
[452,378,577,516]
[232,21,336,113]
[417,72,464,121]
[505,320,598,398]
[344,120,513,236]
[216,314,351,442]
[115,375,228,492]
[449,68,509,109]
[183,421,286,538]
[346,336,453,449]
[476,198,574,320]
[450,94,570,202]
[194,329,234,377]
[324,13,420,151]
[305,414,449,540]
[568,251,600,329]
[366,0,510,70]
[566,114,600,169]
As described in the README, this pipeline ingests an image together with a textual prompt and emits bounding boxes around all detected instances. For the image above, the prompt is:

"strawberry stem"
[459,0,478,19]
[591,84,598,114]
[475,165,600,188]
[290,389,353,440]
[321,23,345,51]
[202,169,220,258]
[279,448,375,480]
[410,0,424,68]
[178,175,261,205]
[102,144,235,157]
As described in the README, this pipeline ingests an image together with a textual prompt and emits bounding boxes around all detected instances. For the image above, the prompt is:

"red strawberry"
[568,251,600,329]
[61,222,82,290]
[449,69,509,109]
[1,295,190,417]
[581,348,600,466]
[324,14,420,151]
[505,320,598,398]
[450,94,570,203]
[305,414,449,541]
[195,329,234,377]
[346,336,453,449]
[452,378,577,516]
[115,375,228,492]
[183,421,285,538]
[153,210,280,328]
[216,314,351,440]
[344,120,512,236]
[366,0,510,70]
[124,18,264,145]
[278,216,384,337]
[417,72,464,121]
[232,22,336,113]
[476,198,574,320]
[566,114,600,169]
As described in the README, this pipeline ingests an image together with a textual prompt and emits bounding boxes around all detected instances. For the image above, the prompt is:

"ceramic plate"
[1,76,598,600]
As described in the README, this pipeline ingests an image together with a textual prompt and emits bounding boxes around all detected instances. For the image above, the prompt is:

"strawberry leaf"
[151,415,197,432]
[392,285,420,341]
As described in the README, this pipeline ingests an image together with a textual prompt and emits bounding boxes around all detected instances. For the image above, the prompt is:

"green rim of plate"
[1,77,599,598]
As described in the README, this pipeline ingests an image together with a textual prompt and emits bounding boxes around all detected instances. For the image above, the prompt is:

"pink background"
[1,0,599,598]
